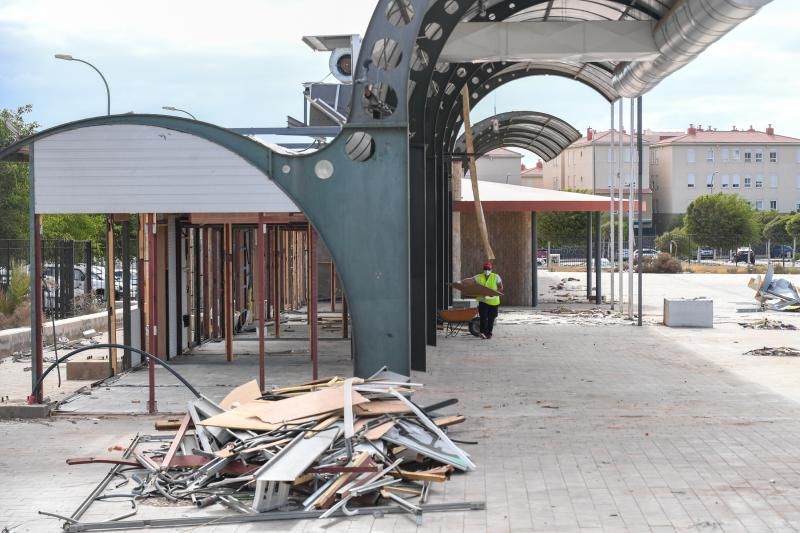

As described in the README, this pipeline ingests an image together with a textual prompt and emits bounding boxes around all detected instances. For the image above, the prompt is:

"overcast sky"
[1,0,798,157]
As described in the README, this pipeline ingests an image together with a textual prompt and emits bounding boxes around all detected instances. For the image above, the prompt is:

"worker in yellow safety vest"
[473,261,503,339]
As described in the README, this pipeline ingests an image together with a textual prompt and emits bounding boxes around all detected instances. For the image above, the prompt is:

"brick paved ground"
[3,310,800,532]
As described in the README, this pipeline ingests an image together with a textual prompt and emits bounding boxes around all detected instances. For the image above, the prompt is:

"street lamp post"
[162,106,197,120]
[54,54,110,116]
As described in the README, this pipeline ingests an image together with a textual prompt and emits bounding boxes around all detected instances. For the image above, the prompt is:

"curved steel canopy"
[453,111,581,162]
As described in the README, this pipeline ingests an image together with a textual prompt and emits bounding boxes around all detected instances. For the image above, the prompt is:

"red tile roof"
[483,147,524,157]
[570,129,649,147]
[656,129,800,145]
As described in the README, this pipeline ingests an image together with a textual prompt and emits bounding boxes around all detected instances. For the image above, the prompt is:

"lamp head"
[162,106,177,111]
[54,54,74,61]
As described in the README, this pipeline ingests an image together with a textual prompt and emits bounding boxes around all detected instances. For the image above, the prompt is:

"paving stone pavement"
[3,314,800,532]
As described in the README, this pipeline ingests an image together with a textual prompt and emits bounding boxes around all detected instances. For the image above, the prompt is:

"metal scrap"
[749,265,800,312]
[50,366,480,530]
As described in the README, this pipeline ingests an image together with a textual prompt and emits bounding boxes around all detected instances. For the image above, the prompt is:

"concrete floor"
[3,274,800,532]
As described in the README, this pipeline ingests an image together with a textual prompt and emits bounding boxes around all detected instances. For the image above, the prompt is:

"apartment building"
[650,125,800,230]
[520,161,544,188]
[542,128,653,230]
[465,147,524,185]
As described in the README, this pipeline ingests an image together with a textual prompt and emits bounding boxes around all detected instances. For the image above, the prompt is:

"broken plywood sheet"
[200,387,368,429]
[219,379,262,409]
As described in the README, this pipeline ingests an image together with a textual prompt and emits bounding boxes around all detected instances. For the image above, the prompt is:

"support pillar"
[342,294,349,339]
[586,214,592,301]
[273,227,281,339]
[121,220,132,370]
[309,224,318,380]
[257,216,266,391]
[531,211,538,307]
[330,262,336,312]
[224,223,233,361]
[203,227,211,339]
[106,215,117,374]
[594,212,602,304]
[193,227,202,347]
[28,184,44,404]
[147,213,158,413]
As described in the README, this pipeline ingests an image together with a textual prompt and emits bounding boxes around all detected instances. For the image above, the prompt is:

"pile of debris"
[748,266,800,312]
[744,346,800,357]
[51,368,481,530]
[739,318,797,330]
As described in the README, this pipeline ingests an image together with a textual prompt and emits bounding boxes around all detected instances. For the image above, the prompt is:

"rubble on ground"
[738,318,797,330]
[46,368,482,530]
[744,347,800,357]
[748,266,800,312]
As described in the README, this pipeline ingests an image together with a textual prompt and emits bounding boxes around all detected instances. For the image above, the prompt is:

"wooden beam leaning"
[460,86,495,261]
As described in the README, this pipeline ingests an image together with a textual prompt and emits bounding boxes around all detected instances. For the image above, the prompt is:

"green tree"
[763,214,791,244]
[655,227,695,257]
[786,213,800,241]
[42,214,106,243]
[537,211,590,246]
[685,193,758,250]
[0,105,38,239]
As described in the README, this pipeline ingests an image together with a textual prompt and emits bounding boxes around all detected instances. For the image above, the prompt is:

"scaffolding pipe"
[609,103,615,310]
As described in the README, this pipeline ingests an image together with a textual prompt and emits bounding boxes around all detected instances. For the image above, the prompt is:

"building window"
[744,150,752,163]
[732,175,740,188]
[721,175,730,188]
[769,175,778,188]
[706,174,714,188]
[687,174,695,188]
[733,149,740,161]
[687,148,695,163]
[755,149,763,163]
[769,149,778,163]
[706,149,714,162]
[755,200,764,211]
[721,148,729,162]
[770,200,778,211]
[755,176,764,188]
[744,176,752,188]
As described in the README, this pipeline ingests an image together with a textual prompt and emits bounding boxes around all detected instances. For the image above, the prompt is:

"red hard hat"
[483,261,493,269]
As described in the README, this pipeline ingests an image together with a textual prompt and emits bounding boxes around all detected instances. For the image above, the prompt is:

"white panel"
[33,125,299,214]
[441,21,658,63]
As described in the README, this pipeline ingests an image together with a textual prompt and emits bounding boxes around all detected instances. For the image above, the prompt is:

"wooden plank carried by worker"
[451,280,503,298]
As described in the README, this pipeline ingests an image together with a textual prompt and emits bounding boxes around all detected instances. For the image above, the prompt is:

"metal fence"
[544,236,657,267]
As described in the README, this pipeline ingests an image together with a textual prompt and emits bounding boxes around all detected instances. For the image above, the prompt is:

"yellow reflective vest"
[476,272,500,306]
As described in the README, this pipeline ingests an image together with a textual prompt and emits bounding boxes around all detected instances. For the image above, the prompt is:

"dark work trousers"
[478,301,499,337]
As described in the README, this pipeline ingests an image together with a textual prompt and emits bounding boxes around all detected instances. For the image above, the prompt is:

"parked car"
[734,247,755,264]
[633,248,658,264]
[770,245,793,259]
[698,247,714,260]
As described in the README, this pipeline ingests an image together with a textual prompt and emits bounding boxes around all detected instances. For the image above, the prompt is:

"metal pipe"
[609,103,615,309]
[612,0,773,97]
[617,102,623,308]
[628,98,635,319]
[637,95,644,325]
[531,211,538,307]
[31,343,202,399]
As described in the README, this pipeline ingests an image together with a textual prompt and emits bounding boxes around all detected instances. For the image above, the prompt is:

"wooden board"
[451,280,502,298]
[354,400,411,416]
[199,387,368,429]
[219,379,262,409]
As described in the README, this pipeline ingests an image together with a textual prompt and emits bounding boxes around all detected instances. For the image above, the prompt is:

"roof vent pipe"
[688,124,696,135]
[612,0,773,97]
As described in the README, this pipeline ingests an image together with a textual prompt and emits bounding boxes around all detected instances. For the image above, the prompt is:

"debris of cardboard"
[744,346,800,357]
[748,265,800,312]
[48,367,481,529]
